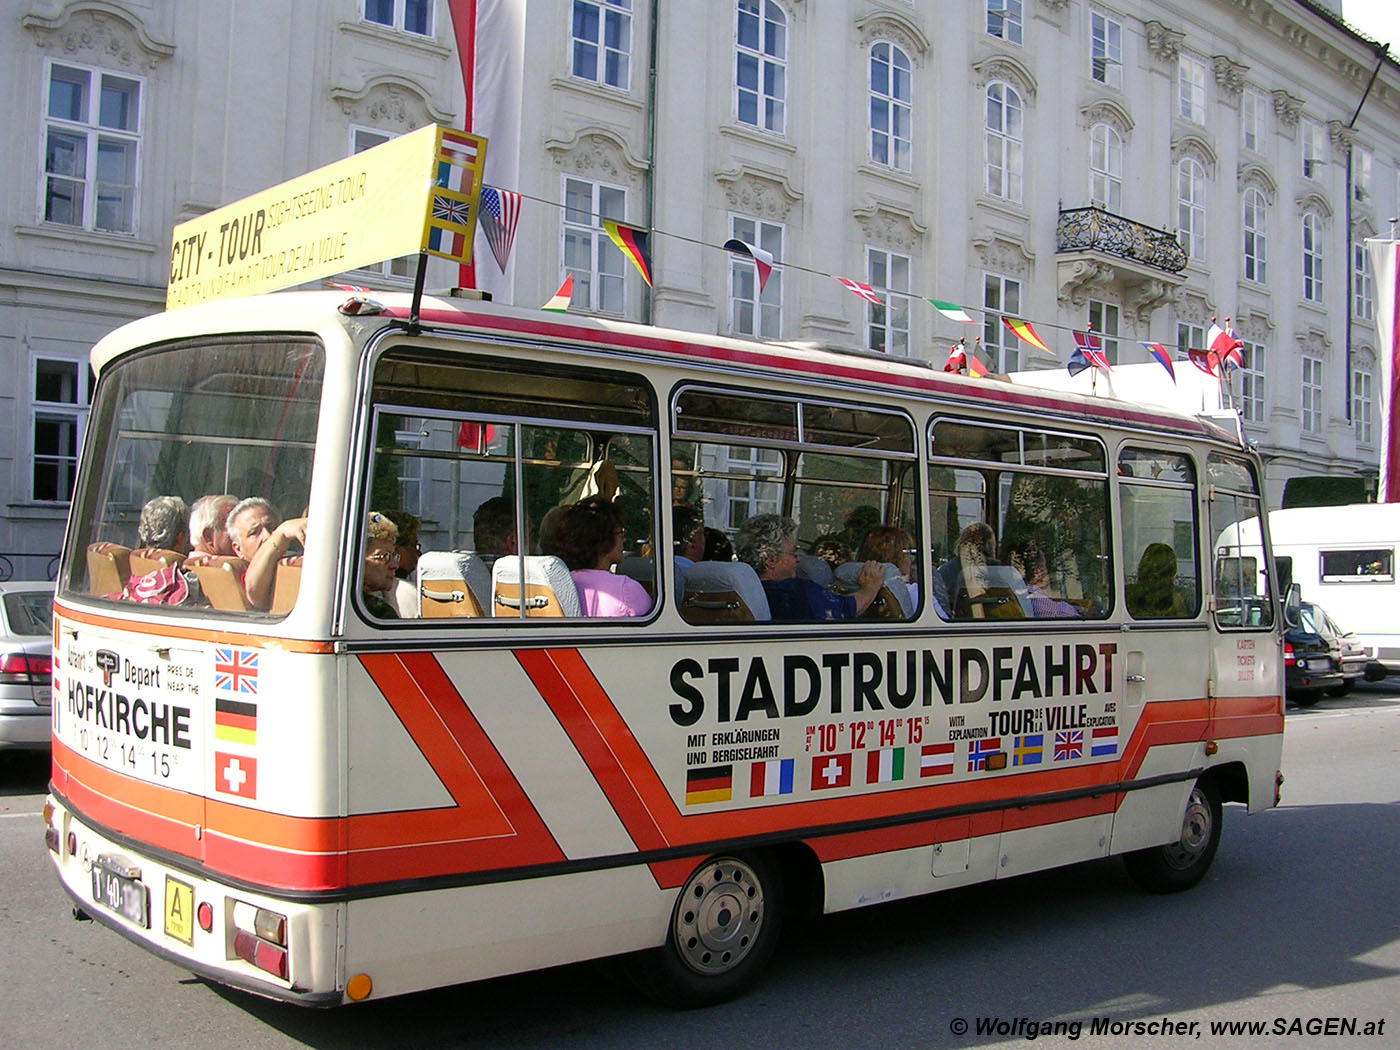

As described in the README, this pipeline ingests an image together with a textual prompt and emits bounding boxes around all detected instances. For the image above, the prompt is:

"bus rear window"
[60,337,323,617]
[1319,548,1393,582]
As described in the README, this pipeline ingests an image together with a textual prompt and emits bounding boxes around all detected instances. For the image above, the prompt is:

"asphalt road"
[2,684,1396,1050]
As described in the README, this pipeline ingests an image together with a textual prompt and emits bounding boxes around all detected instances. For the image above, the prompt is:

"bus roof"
[91,289,1238,445]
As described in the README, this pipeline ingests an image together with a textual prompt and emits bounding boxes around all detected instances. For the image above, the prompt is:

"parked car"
[1305,601,1388,696]
[0,582,54,751]
[1283,601,1343,707]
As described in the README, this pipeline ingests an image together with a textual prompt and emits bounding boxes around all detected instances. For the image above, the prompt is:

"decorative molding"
[544,124,651,182]
[854,9,931,58]
[1327,119,1358,153]
[1272,88,1303,129]
[971,232,1034,278]
[1079,98,1134,136]
[852,196,926,253]
[1143,21,1184,64]
[1352,215,1378,241]
[1234,308,1275,343]
[548,74,645,112]
[1295,189,1332,220]
[1237,163,1278,202]
[1296,326,1332,356]
[1175,291,1212,329]
[717,122,799,157]
[1171,134,1218,177]
[714,163,802,220]
[1038,0,1070,11]
[1212,55,1249,103]
[331,76,454,129]
[971,54,1037,102]
[22,2,174,72]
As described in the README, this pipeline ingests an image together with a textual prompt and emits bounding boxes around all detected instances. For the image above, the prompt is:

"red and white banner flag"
[1367,238,1400,502]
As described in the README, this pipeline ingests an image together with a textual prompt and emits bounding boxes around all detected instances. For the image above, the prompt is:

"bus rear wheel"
[1124,777,1222,893]
[627,852,783,1008]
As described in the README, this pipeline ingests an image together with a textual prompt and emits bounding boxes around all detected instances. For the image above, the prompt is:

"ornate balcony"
[1055,206,1187,321]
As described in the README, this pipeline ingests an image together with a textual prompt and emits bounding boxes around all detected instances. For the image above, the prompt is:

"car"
[0,582,54,751]
[1283,601,1343,707]
[1304,601,1388,696]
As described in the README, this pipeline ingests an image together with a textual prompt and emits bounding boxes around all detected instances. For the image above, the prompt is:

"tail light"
[0,651,51,685]
[1282,641,1296,667]
[231,900,289,980]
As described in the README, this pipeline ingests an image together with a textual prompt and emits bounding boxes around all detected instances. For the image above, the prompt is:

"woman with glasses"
[554,496,652,618]
[362,510,402,619]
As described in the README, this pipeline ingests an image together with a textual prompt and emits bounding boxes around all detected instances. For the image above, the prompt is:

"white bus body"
[45,291,1285,1007]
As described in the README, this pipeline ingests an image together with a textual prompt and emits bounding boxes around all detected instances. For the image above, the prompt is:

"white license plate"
[91,856,150,928]
[1306,657,1331,672]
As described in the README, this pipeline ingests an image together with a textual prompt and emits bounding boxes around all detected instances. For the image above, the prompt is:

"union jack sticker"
[214,647,259,695]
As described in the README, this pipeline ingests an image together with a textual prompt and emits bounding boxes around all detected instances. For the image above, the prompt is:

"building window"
[351,128,414,278]
[985,82,1023,203]
[1240,341,1265,424]
[870,42,912,171]
[1089,124,1122,211]
[1355,243,1375,320]
[363,0,433,36]
[43,61,141,233]
[562,176,627,315]
[1302,211,1324,303]
[1353,146,1373,202]
[1090,10,1122,89]
[1353,365,1374,444]
[730,215,783,338]
[1243,188,1267,283]
[983,273,1022,372]
[1242,88,1268,152]
[987,0,1023,45]
[866,247,911,356]
[1301,119,1325,179]
[33,357,90,502]
[1177,322,1206,359]
[1177,158,1205,261]
[1178,54,1207,123]
[571,0,632,89]
[736,0,786,133]
[1088,300,1120,364]
[1301,355,1324,434]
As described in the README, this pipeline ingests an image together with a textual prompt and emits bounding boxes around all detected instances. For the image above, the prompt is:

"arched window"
[1089,124,1121,212]
[870,42,912,171]
[1242,188,1267,283]
[1176,158,1205,261]
[985,82,1023,202]
[1302,211,1324,302]
[736,0,786,133]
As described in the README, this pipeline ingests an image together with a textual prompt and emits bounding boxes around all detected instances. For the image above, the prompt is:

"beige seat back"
[87,542,132,595]
[270,556,302,615]
[418,551,490,618]
[129,547,185,576]
[491,555,580,618]
[189,557,250,612]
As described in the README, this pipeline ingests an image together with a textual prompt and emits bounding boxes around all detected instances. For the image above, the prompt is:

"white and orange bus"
[45,289,1285,1007]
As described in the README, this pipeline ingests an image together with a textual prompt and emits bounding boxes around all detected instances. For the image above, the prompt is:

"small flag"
[919,742,955,777]
[214,697,257,747]
[214,751,258,799]
[685,765,733,805]
[455,421,497,449]
[1090,726,1119,757]
[966,355,990,378]
[1187,347,1220,376]
[1054,730,1083,761]
[749,758,795,797]
[214,647,258,695]
[1012,734,1044,766]
[928,299,976,323]
[866,747,906,784]
[1141,341,1175,381]
[723,238,775,292]
[603,219,653,286]
[811,752,853,790]
[1208,316,1244,371]
[944,338,967,373]
[1073,330,1111,370]
[1002,317,1053,355]
[478,185,523,275]
[542,274,573,312]
[967,737,1002,771]
[836,277,882,305]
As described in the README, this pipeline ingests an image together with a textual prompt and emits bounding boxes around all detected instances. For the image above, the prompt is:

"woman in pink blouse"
[554,496,653,618]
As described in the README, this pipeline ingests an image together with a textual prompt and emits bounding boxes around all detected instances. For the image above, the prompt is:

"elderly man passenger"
[734,513,883,622]
[226,496,307,611]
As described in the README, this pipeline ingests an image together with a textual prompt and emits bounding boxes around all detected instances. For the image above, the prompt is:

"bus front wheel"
[627,852,783,1008]
[1124,777,1222,894]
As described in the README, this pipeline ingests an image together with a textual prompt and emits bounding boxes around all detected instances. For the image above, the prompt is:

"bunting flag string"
[723,238,775,292]
[928,299,977,323]
[1003,318,1054,355]
[836,277,883,305]
[478,185,523,274]
[541,274,573,312]
[1141,342,1175,381]
[603,219,653,286]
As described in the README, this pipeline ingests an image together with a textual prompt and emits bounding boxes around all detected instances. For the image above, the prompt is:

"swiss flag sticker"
[215,751,258,799]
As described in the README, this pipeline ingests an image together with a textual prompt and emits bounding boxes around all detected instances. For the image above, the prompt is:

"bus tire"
[1290,690,1322,708]
[1123,777,1222,894]
[627,852,783,1008]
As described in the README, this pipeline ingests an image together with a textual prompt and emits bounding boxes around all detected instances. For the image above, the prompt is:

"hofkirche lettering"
[668,642,1117,727]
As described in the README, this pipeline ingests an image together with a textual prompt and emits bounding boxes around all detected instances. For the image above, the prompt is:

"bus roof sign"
[166,124,487,310]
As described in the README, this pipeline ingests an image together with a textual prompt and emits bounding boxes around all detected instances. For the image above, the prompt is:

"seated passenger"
[186,494,238,559]
[1008,543,1080,618]
[1127,542,1191,618]
[108,496,192,604]
[228,497,307,611]
[673,505,705,587]
[137,495,190,553]
[362,510,401,619]
[813,537,852,573]
[384,509,421,617]
[472,496,531,564]
[553,496,652,617]
[702,527,734,563]
[734,513,882,623]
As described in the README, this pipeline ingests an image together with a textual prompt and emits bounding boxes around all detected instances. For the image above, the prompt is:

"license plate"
[1307,657,1331,671]
[91,855,150,928]
[164,876,194,945]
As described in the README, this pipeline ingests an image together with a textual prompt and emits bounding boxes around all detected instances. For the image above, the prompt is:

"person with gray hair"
[137,495,189,551]
[188,493,238,557]
[734,513,883,623]
[226,496,307,610]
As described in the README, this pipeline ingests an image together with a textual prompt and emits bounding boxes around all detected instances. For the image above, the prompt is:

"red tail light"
[1282,641,1296,667]
[0,652,51,683]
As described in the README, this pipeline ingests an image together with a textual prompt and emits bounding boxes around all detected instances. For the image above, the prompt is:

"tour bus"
[1219,504,1399,674]
[45,289,1285,1007]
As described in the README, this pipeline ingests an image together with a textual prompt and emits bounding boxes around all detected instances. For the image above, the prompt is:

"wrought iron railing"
[1056,207,1188,274]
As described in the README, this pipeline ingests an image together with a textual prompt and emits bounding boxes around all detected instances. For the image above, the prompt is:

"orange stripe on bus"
[53,604,335,653]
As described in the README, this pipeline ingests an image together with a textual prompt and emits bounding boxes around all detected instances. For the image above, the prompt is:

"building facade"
[2,0,1397,577]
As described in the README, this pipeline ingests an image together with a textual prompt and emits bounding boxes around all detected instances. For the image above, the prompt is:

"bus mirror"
[1283,583,1302,627]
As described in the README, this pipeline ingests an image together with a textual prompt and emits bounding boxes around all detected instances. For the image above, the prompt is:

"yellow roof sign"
[167,124,487,309]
